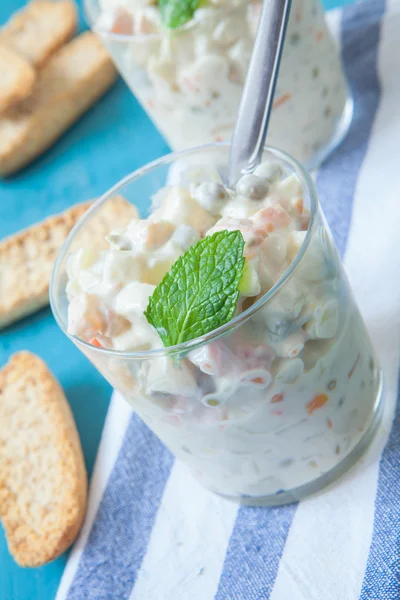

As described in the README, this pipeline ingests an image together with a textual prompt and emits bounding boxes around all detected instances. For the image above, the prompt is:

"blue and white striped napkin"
[57,1,400,597]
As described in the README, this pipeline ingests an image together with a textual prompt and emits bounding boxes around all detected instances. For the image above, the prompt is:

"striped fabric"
[57,1,400,598]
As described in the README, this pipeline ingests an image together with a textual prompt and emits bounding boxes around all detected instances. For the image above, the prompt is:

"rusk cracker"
[0,196,137,329]
[0,32,118,176]
[0,45,36,112]
[0,352,87,566]
[0,201,91,329]
[69,195,139,254]
[0,0,77,67]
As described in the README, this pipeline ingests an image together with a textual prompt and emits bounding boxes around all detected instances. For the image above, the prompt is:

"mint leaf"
[159,0,200,29]
[144,230,245,347]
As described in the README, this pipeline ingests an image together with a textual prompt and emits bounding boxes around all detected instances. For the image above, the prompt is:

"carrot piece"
[89,338,103,348]
[296,198,304,214]
[272,93,292,110]
[306,393,328,415]
[111,9,133,34]
[271,393,284,403]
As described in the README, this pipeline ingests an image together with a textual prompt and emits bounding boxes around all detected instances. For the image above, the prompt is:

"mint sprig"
[159,0,200,29]
[144,230,245,347]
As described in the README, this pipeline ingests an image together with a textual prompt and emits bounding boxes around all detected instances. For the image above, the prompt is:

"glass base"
[306,92,354,172]
[213,368,383,507]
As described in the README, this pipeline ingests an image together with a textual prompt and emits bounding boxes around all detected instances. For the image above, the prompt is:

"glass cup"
[84,0,353,169]
[50,143,382,506]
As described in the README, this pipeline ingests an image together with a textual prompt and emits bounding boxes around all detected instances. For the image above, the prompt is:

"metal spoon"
[228,0,292,187]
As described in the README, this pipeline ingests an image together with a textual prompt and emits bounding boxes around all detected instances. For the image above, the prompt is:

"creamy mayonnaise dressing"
[91,0,351,166]
[66,161,380,500]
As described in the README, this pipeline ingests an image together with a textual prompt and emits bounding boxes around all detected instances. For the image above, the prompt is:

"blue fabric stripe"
[316,0,385,257]
[214,504,297,600]
[66,413,173,600]
[359,372,400,599]
[214,2,384,598]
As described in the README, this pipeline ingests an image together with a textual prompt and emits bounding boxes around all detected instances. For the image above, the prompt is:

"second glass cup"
[50,143,382,506]
[85,0,353,169]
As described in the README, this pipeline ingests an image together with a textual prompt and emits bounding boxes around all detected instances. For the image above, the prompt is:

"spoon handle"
[228,0,292,186]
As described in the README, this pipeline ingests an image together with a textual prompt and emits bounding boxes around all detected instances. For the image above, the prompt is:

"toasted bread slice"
[0,201,91,329]
[0,0,77,67]
[69,195,139,254]
[0,196,137,329]
[0,352,87,566]
[0,45,36,112]
[0,31,118,177]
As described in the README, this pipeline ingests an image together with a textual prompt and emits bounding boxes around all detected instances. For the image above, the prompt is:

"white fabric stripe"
[270,3,400,599]
[56,394,133,600]
[131,461,238,600]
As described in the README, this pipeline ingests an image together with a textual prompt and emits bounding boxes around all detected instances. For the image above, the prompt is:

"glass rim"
[84,0,252,43]
[49,142,319,360]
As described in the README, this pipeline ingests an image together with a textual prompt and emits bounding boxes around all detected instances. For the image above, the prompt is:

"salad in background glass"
[85,0,353,168]
[50,144,382,505]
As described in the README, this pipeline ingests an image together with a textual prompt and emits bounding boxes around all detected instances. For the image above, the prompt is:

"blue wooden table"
[0,0,353,597]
